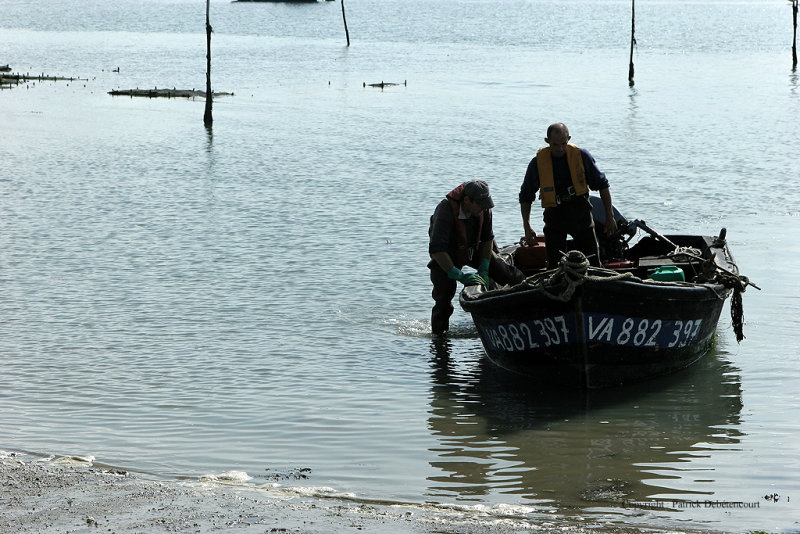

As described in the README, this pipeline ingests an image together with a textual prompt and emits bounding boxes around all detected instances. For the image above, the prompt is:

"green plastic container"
[649,266,685,282]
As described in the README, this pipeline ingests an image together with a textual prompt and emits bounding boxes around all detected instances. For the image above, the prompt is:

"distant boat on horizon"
[232,0,324,3]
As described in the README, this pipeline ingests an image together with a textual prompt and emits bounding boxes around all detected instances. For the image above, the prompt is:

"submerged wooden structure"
[108,88,232,99]
[1,71,87,88]
[363,80,407,88]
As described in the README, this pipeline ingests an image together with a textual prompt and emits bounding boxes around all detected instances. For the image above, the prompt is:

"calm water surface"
[1,0,799,531]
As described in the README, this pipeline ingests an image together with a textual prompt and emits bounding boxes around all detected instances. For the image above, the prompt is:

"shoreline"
[0,452,433,534]
[0,451,721,534]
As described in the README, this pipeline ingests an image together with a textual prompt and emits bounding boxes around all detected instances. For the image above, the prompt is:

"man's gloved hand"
[461,272,487,286]
[478,258,490,282]
[447,266,487,287]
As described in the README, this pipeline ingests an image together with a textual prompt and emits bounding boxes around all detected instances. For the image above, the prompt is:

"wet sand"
[1,452,418,534]
[0,452,722,534]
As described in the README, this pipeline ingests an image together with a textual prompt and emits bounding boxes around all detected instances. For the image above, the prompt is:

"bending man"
[428,180,525,335]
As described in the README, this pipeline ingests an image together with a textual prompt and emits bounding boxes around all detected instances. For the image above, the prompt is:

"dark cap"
[462,180,494,210]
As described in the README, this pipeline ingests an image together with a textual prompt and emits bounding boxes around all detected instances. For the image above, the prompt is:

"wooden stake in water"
[341,0,351,47]
[792,0,798,69]
[204,0,213,126]
[628,0,636,87]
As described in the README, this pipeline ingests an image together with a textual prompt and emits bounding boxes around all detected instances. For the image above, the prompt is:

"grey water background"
[1,0,799,531]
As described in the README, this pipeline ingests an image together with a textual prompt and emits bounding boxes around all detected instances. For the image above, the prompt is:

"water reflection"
[426,339,743,514]
[627,86,639,116]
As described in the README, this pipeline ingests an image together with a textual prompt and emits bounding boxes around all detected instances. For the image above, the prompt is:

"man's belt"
[556,192,589,205]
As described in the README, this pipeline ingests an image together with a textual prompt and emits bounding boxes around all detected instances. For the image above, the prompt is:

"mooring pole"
[628,0,636,87]
[341,0,350,47]
[203,0,213,126]
[793,0,798,69]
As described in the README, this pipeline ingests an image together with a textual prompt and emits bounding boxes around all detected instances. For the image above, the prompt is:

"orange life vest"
[537,143,589,207]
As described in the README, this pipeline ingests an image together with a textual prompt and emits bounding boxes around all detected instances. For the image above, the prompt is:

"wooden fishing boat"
[459,198,755,389]
[232,0,319,3]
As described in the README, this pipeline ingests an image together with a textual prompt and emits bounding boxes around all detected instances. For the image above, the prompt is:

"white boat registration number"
[479,314,704,352]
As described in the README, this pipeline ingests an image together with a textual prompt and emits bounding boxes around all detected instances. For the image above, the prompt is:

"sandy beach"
[0,452,433,534]
[1,451,715,534]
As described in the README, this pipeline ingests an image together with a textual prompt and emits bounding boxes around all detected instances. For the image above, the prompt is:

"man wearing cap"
[519,122,617,268]
[428,180,525,335]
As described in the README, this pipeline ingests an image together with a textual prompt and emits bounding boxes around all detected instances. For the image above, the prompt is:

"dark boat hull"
[460,197,745,388]
[461,276,729,388]
[233,0,318,3]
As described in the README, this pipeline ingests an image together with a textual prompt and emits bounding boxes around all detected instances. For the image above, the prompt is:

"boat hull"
[233,0,318,3]
[460,276,730,388]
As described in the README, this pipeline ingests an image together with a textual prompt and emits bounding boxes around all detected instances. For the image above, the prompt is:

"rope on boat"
[668,245,754,343]
[668,246,703,262]
[716,271,750,343]
[520,251,636,302]
[558,250,589,301]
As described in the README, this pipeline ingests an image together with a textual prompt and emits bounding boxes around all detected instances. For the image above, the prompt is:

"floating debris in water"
[363,80,407,88]
[265,467,311,480]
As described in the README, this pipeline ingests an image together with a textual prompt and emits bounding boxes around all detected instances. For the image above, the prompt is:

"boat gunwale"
[460,269,730,309]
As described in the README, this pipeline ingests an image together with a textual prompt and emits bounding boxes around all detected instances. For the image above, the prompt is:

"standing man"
[519,122,617,268]
[428,180,525,335]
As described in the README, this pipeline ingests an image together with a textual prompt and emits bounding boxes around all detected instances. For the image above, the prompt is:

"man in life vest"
[519,123,617,268]
[428,180,525,335]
